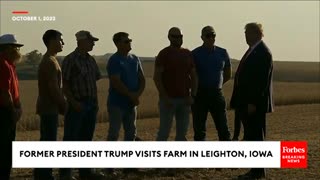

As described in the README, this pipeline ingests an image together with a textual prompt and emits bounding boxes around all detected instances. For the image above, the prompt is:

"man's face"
[50,35,64,53]
[79,38,95,52]
[202,31,216,46]
[245,28,260,46]
[5,45,22,63]
[117,35,132,52]
[168,29,183,48]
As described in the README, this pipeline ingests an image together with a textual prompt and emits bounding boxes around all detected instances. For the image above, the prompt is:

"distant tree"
[25,50,42,68]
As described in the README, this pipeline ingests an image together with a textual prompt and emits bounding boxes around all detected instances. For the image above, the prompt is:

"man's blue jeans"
[192,88,231,141]
[156,98,190,141]
[107,106,137,141]
[34,114,58,180]
[60,100,98,178]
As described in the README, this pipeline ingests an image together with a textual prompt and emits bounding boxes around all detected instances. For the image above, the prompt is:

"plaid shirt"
[62,48,101,101]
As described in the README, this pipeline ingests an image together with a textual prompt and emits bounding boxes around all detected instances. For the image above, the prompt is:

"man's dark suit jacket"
[230,41,274,113]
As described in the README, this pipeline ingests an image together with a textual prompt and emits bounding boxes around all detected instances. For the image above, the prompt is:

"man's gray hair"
[245,22,264,37]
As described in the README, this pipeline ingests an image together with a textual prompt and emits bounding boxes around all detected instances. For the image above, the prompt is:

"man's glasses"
[122,39,132,44]
[205,32,216,39]
[170,34,183,39]
[9,45,21,51]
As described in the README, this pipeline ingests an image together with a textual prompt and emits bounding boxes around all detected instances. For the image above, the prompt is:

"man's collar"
[201,44,216,51]
[75,48,89,57]
[250,40,262,50]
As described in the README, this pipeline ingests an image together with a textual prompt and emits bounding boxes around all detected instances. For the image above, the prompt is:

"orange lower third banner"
[12,141,307,168]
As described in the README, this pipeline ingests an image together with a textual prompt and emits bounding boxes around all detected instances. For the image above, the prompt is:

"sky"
[0,1,319,62]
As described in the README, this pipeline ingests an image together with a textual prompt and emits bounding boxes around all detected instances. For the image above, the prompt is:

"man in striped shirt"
[60,30,103,180]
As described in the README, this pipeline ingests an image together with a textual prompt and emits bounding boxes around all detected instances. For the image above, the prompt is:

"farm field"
[12,104,320,179]
[17,79,320,131]
[10,59,320,179]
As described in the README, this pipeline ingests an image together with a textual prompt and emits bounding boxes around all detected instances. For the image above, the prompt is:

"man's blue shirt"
[192,46,231,89]
[107,53,143,109]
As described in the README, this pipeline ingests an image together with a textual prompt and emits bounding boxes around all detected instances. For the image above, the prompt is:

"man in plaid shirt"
[59,30,103,180]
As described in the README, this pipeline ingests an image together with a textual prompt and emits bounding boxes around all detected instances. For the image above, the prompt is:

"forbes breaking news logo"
[281,141,307,168]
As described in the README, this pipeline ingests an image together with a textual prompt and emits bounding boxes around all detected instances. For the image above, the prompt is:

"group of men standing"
[0,22,273,180]
[35,30,103,180]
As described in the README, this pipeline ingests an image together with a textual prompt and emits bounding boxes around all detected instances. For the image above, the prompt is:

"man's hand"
[11,108,22,127]
[16,107,22,121]
[71,101,83,112]
[59,100,67,115]
[185,96,194,106]
[248,104,256,115]
[128,92,140,106]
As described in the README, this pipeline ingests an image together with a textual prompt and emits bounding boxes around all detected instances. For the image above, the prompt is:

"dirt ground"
[10,104,320,179]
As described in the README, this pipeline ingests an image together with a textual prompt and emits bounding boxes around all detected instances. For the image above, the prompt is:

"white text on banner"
[13,141,281,168]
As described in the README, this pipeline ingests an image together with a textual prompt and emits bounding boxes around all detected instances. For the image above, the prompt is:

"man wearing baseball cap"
[75,30,99,42]
[0,34,23,180]
[60,30,103,180]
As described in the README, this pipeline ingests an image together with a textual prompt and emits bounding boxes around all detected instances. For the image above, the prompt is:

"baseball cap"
[75,30,99,41]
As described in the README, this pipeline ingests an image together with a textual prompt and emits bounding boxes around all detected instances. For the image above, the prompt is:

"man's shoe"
[237,171,253,180]
[165,168,177,176]
[80,172,105,180]
[251,172,266,179]
[123,168,139,174]
[60,176,77,180]
[237,171,265,180]
[105,168,117,176]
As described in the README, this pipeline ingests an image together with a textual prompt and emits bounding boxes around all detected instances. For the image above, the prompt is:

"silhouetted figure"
[153,27,198,141]
[0,34,23,180]
[230,22,274,180]
[192,26,231,141]
[59,30,103,180]
[34,29,67,180]
[106,32,145,142]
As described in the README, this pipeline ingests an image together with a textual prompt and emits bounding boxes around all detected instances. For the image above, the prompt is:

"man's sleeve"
[155,50,165,67]
[189,50,195,69]
[224,49,232,69]
[191,48,198,63]
[0,62,11,91]
[106,56,121,76]
[61,56,72,81]
[137,56,144,75]
[45,60,58,82]
[247,51,273,104]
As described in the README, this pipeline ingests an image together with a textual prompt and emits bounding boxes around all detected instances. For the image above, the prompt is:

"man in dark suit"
[230,22,274,180]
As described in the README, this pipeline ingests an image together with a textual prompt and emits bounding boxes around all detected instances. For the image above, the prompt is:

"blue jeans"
[63,100,97,141]
[60,100,97,178]
[34,114,58,180]
[156,98,190,141]
[192,88,231,141]
[107,106,137,141]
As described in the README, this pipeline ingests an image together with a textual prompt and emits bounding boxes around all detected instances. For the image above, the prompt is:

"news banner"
[13,141,307,168]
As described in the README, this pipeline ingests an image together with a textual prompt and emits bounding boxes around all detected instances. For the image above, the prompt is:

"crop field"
[10,60,320,179]
[12,104,320,179]
[17,79,320,131]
